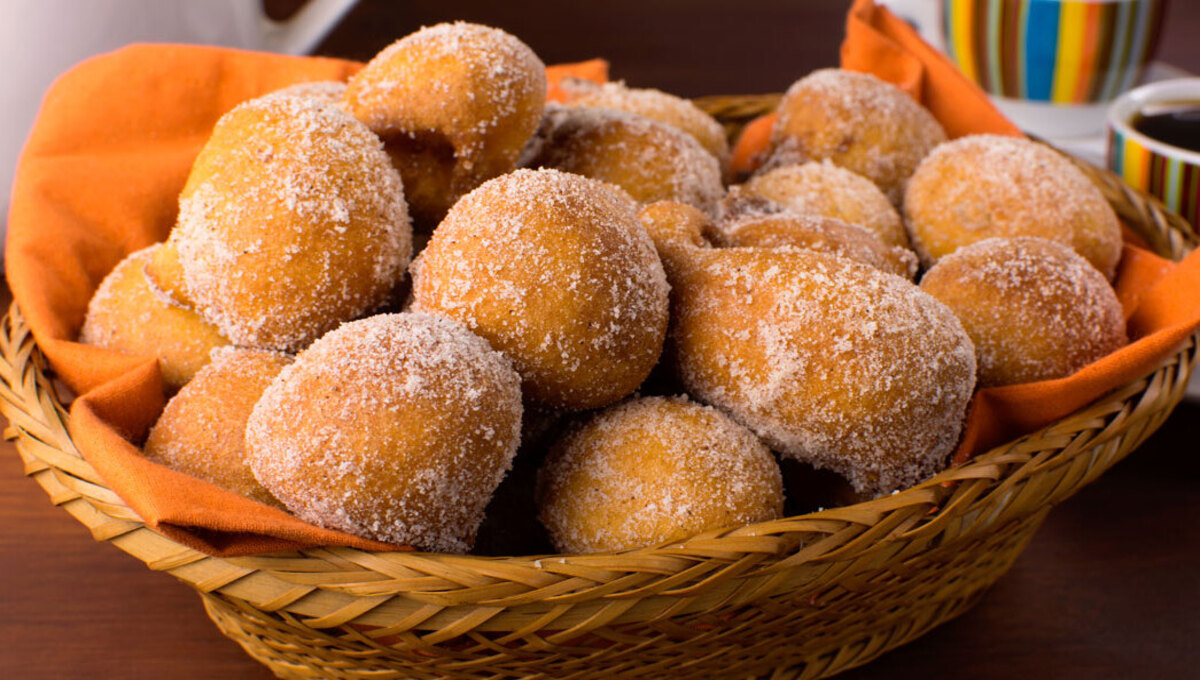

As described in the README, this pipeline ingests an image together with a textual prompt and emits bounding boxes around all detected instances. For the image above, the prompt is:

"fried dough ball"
[725,161,909,250]
[904,135,1122,280]
[520,105,724,215]
[174,93,412,352]
[718,212,917,278]
[920,237,1127,387]
[144,347,290,507]
[246,313,523,552]
[537,396,784,553]
[640,202,976,497]
[766,69,946,204]
[561,78,731,178]
[269,80,347,105]
[343,22,547,227]
[412,169,669,411]
[79,245,230,391]
[144,241,192,308]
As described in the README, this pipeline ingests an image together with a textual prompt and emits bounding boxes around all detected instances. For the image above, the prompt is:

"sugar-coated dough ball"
[269,80,347,105]
[344,22,547,226]
[520,105,724,215]
[246,313,523,552]
[920,237,1127,387]
[727,161,909,249]
[767,69,946,204]
[718,212,917,279]
[79,245,230,391]
[639,202,976,497]
[562,78,731,178]
[904,135,1122,279]
[144,347,290,507]
[175,93,412,352]
[537,396,783,553]
[144,241,193,309]
[412,169,669,411]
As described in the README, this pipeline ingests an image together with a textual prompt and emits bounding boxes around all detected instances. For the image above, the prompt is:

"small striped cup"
[1108,78,1200,228]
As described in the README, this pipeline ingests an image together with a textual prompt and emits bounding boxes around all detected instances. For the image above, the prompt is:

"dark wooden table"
[3,1,1199,678]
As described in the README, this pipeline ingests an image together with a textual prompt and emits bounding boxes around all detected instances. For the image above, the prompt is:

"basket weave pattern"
[2,96,1197,680]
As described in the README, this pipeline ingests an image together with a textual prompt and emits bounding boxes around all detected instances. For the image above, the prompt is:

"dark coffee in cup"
[1131,102,1200,154]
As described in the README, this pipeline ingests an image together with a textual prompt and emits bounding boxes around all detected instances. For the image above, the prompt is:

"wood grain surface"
[3,1,1199,678]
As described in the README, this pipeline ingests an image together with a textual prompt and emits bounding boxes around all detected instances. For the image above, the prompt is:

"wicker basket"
[3,95,1198,680]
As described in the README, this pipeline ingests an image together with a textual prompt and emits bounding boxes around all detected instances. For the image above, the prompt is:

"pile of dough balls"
[77,23,1131,555]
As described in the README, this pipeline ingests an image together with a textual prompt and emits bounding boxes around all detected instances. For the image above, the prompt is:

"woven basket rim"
[2,94,1198,611]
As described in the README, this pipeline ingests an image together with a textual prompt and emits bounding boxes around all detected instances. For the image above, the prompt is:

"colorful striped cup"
[1108,78,1200,228]
[939,0,1165,137]
[945,0,1164,104]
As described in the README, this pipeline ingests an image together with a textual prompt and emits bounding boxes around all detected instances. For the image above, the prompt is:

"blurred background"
[288,0,1198,95]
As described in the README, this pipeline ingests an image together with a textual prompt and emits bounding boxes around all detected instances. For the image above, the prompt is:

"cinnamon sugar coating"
[727,161,910,250]
[920,237,1127,387]
[174,93,412,352]
[144,241,193,309]
[718,212,917,278]
[640,202,976,497]
[520,105,724,216]
[537,395,783,553]
[344,22,547,227]
[246,313,523,552]
[412,169,669,411]
[79,245,230,391]
[904,135,1122,279]
[145,347,290,507]
[269,80,347,106]
[562,78,732,179]
[766,69,946,204]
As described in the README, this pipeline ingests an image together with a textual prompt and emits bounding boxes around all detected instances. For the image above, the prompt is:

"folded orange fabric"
[5,44,607,556]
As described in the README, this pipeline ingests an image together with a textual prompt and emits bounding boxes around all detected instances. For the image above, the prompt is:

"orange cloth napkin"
[5,44,606,556]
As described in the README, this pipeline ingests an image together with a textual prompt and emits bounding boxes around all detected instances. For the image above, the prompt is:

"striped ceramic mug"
[1109,79,1200,228]
[944,0,1164,104]
[935,0,1166,137]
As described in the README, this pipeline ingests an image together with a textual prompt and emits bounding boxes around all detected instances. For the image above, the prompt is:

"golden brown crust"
[412,169,670,411]
[143,240,194,308]
[638,201,719,280]
[269,80,347,106]
[919,237,1127,387]
[637,204,975,496]
[562,78,732,180]
[520,105,724,215]
[79,245,230,391]
[175,93,412,351]
[904,135,1123,279]
[730,161,909,249]
[767,69,946,204]
[343,22,547,227]
[718,212,918,279]
[144,347,290,507]
[245,313,523,552]
[537,395,783,553]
